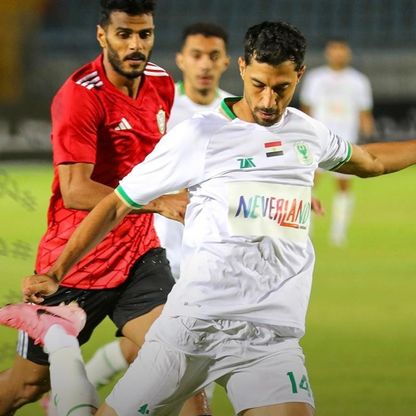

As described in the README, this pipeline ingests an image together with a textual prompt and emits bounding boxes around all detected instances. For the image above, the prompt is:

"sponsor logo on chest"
[228,182,311,244]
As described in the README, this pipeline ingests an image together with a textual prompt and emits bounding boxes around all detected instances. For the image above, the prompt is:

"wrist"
[46,269,62,284]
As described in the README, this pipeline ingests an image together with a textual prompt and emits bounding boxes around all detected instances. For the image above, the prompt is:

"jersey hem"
[162,310,305,334]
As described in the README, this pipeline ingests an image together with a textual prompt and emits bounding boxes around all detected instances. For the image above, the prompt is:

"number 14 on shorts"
[287,371,311,397]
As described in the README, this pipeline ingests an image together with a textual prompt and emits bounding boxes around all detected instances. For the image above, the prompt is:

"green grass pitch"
[0,162,415,415]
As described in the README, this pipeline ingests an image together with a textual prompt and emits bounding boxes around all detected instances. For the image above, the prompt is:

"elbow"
[62,195,78,210]
[61,189,83,210]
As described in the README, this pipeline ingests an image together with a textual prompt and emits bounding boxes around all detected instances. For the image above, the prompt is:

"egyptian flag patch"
[264,140,283,157]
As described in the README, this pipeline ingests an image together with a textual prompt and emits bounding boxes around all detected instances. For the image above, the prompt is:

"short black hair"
[244,21,306,71]
[99,0,156,27]
[181,22,228,49]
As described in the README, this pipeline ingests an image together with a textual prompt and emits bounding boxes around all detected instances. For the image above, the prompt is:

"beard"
[252,107,280,127]
[106,39,152,80]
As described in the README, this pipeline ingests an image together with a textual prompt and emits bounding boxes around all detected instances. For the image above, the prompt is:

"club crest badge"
[156,109,166,134]
[294,142,313,165]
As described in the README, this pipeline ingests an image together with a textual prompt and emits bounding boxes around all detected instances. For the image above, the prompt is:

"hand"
[148,189,189,223]
[22,274,59,304]
[311,196,325,216]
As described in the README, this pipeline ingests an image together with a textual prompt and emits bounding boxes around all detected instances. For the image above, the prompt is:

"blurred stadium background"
[0,1,415,415]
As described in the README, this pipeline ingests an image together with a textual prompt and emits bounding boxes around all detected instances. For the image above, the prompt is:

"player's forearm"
[361,139,416,175]
[48,192,131,282]
[359,111,375,138]
[63,180,114,210]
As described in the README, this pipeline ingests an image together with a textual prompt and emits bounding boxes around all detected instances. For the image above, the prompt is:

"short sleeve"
[116,118,209,207]
[318,125,352,171]
[51,82,103,166]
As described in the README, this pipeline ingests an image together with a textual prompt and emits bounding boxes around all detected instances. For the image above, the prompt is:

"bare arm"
[59,162,187,220]
[58,163,113,210]
[337,139,416,177]
[359,110,375,139]
[49,192,130,281]
[22,192,131,302]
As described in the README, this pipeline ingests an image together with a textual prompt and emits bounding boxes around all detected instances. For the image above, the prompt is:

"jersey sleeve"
[116,118,209,208]
[317,123,352,171]
[51,82,103,166]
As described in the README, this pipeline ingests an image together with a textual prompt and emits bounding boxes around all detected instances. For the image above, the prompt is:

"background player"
[300,38,375,245]
[0,1,206,415]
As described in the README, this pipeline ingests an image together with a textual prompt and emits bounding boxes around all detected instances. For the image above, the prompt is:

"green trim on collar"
[220,97,242,120]
[178,81,186,95]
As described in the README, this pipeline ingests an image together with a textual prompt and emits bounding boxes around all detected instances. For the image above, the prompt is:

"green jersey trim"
[220,97,241,120]
[177,81,185,95]
[115,186,143,209]
[330,142,353,171]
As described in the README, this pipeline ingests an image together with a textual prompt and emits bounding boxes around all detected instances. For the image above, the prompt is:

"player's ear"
[96,25,106,49]
[238,57,246,79]
[175,52,185,71]
[297,65,306,83]
[223,54,231,71]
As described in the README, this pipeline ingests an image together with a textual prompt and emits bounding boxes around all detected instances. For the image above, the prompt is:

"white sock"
[43,324,79,355]
[85,340,128,388]
[330,192,354,245]
[48,346,100,416]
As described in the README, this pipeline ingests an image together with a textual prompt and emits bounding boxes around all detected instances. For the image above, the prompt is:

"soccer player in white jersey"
[300,39,375,245]
[2,20,416,416]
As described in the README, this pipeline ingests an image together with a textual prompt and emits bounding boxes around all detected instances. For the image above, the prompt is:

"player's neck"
[329,64,348,72]
[232,98,254,123]
[183,82,217,105]
[103,61,142,99]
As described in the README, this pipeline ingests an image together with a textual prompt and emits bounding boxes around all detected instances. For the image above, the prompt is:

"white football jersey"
[154,82,233,279]
[300,66,373,143]
[117,98,351,334]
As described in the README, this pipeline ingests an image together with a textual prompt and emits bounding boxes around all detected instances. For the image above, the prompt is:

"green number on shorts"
[287,371,298,393]
[287,372,310,396]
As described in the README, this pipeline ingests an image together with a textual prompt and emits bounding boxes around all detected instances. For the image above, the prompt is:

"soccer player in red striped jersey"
[0,1,209,415]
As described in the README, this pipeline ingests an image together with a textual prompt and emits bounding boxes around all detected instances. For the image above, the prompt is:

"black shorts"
[17,247,175,366]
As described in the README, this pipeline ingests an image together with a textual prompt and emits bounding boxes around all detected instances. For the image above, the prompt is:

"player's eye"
[274,85,289,95]
[191,52,202,59]
[117,31,131,39]
[139,30,153,39]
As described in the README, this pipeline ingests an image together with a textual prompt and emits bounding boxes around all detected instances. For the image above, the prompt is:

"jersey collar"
[220,97,288,128]
[220,97,241,120]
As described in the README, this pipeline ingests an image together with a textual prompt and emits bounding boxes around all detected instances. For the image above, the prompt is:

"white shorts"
[106,316,314,415]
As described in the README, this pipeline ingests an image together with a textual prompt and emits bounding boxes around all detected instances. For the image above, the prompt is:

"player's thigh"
[240,402,314,416]
[223,340,314,415]
[0,354,50,400]
[105,340,188,416]
[119,336,139,363]
[111,248,175,346]
[121,304,164,347]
